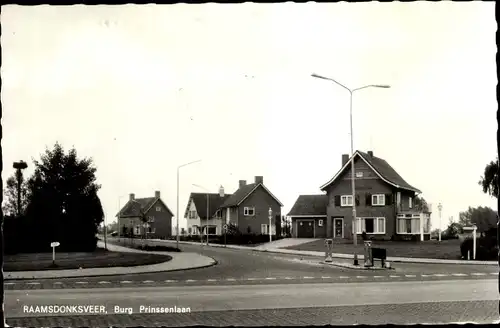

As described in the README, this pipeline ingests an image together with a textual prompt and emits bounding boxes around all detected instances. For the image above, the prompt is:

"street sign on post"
[50,242,60,265]
[324,239,333,262]
[223,224,228,248]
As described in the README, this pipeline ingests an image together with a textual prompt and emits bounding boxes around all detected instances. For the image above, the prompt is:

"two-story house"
[117,191,174,239]
[287,151,432,241]
[184,186,232,236]
[184,176,283,236]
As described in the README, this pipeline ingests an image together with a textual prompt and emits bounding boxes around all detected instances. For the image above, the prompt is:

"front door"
[334,218,343,238]
[298,220,314,238]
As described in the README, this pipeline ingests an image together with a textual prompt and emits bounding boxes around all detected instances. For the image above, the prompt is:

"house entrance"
[297,220,314,238]
[334,218,344,238]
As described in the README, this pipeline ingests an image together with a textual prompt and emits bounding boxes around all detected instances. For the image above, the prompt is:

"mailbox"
[325,239,333,262]
[364,241,373,267]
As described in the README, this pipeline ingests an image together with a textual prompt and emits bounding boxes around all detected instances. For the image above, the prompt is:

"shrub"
[460,236,498,260]
[137,245,181,252]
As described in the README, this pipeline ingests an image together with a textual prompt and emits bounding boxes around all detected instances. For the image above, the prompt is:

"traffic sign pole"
[223,224,228,248]
[50,241,60,265]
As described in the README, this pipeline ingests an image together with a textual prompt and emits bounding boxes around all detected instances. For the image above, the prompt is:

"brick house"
[117,191,174,239]
[288,151,432,240]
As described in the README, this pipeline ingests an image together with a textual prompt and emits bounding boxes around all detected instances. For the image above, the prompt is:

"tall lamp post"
[13,161,28,217]
[176,160,202,249]
[268,207,273,243]
[192,184,210,246]
[311,73,390,266]
[438,203,443,242]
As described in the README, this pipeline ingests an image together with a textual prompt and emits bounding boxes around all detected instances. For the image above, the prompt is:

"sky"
[2,3,497,232]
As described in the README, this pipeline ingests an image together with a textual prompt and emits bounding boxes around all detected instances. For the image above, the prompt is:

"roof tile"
[287,195,328,216]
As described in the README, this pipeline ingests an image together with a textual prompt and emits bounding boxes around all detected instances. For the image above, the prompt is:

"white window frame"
[409,197,413,209]
[134,226,141,235]
[148,216,154,222]
[318,219,323,227]
[372,194,386,206]
[189,210,197,219]
[341,195,353,207]
[355,172,363,178]
[244,207,255,216]
[356,217,386,234]
[156,206,161,212]
[261,224,268,234]
[396,215,421,234]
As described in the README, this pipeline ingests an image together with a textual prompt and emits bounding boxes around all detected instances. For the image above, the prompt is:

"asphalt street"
[6,242,499,289]
[6,280,499,325]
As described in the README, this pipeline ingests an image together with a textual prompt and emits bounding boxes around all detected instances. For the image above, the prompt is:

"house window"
[372,194,385,206]
[189,210,197,219]
[409,197,413,209]
[356,218,385,234]
[156,206,161,212]
[134,226,141,235]
[318,219,323,227]
[188,227,192,234]
[356,172,363,178]
[207,226,217,235]
[341,195,353,207]
[215,210,221,218]
[244,207,255,216]
[148,227,156,233]
[397,217,421,234]
[261,224,268,234]
[148,216,155,222]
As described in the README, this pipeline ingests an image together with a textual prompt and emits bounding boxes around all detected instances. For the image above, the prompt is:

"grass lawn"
[4,247,172,272]
[284,239,463,260]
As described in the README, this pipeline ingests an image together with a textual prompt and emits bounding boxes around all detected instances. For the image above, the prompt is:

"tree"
[479,158,498,198]
[413,195,430,212]
[24,143,104,252]
[458,206,497,235]
[2,175,29,217]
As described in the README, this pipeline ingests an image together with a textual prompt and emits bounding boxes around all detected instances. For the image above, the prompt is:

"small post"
[467,250,470,260]
[472,225,477,260]
[50,241,60,266]
[325,239,333,262]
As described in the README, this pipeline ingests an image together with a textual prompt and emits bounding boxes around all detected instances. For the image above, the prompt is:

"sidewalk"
[5,241,216,280]
[159,239,498,265]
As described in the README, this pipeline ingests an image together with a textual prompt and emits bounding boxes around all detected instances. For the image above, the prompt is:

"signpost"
[50,242,60,266]
[324,239,333,262]
[223,224,228,248]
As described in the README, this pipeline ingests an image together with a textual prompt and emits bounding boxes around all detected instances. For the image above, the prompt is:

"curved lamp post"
[311,73,390,266]
[268,207,273,243]
[437,203,443,242]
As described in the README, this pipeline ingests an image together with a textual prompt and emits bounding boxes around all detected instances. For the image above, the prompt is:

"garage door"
[297,220,314,238]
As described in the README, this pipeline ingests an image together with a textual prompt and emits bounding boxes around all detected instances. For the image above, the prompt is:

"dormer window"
[244,207,255,216]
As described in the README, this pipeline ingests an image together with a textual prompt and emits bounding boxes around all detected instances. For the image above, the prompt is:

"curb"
[321,261,393,271]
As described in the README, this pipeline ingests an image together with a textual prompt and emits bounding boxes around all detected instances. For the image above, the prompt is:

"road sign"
[50,242,60,247]
[223,224,228,230]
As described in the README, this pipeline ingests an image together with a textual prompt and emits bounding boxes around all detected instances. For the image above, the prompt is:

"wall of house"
[325,157,396,240]
[237,185,281,235]
[185,199,201,235]
[396,190,417,212]
[222,207,239,229]
[145,200,173,238]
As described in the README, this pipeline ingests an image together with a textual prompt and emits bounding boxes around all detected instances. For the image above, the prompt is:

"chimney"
[368,151,373,158]
[254,176,263,184]
[239,180,247,189]
[342,154,349,166]
[155,191,160,199]
[219,185,225,197]
[129,193,135,201]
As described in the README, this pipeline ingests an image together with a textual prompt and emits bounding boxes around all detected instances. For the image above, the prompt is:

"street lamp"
[268,207,273,243]
[13,161,28,217]
[311,73,390,266]
[438,203,443,242]
[177,160,202,249]
[192,184,210,246]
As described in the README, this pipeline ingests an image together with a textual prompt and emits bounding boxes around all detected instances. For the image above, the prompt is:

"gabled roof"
[117,197,174,218]
[287,195,328,217]
[185,192,233,219]
[220,183,283,208]
[320,151,421,193]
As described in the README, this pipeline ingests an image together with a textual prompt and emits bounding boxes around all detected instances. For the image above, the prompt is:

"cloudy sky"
[2,2,496,232]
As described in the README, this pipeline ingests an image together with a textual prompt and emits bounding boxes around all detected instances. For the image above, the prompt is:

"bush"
[137,245,181,252]
[210,234,283,245]
[460,236,498,260]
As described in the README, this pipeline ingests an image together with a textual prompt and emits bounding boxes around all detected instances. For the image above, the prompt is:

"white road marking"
[98,281,111,284]
[489,272,499,275]
[265,277,276,280]
[226,278,236,281]
[471,273,486,276]
[185,279,197,282]
[321,276,331,279]
[405,275,417,278]
[356,276,367,279]
[421,274,432,277]
[246,278,258,281]
[120,281,132,284]
[53,282,63,284]
[5,282,15,285]
[339,276,349,279]
[389,275,400,278]
[142,280,155,283]
[302,276,314,279]
[75,282,88,284]
[283,277,293,280]
[451,273,468,277]
[433,274,449,277]
[165,280,177,283]
[373,276,384,278]
[206,279,217,282]
[26,282,40,285]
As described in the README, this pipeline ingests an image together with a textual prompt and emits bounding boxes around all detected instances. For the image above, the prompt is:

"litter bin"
[364,240,373,267]
[325,239,333,262]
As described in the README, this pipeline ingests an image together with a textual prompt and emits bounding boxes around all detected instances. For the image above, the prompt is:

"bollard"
[364,241,373,267]
[467,250,470,260]
[385,261,391,269]
[325,239,333,262]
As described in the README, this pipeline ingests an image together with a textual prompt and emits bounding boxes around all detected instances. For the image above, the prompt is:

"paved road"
[6,280,498,325]
[5,242,498,289]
